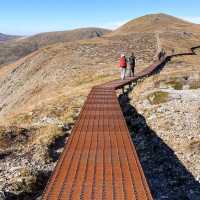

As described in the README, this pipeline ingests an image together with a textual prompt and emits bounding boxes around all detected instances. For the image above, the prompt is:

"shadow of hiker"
[118,92,200,200]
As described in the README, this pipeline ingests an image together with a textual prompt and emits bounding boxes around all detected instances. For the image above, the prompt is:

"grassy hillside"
[112,13,200,53]
[114,13,200,34]
[0,28,110,67]
[0,31,157,123]
[1,13,200,199]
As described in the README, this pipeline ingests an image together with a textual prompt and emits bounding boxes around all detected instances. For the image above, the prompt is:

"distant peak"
[141,13,182,20]
[150,13,171,16]
[112,13,195,35]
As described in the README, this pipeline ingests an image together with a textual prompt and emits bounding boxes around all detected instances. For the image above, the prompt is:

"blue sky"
[1,0,200,35]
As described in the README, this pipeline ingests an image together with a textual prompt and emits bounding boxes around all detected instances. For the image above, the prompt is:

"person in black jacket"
[127,52,136,77]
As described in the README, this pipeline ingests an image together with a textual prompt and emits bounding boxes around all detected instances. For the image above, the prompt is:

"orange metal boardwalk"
[41,57,167,200]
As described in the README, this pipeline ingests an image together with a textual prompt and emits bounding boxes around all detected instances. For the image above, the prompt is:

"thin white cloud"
[182,16,200,24]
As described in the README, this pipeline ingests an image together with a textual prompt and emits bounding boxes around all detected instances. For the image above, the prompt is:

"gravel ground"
[0,126,70,200]
[118,86,200,200]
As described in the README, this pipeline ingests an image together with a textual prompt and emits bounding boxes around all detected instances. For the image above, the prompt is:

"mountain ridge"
[0,27,110,67]
[0,33,21,42]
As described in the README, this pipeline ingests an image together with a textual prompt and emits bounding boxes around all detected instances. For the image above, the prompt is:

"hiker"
[161,48,166,58]
[158,48,165,61]
[127,52,136,77]
[158,51,162,61]
[119,54,127,80]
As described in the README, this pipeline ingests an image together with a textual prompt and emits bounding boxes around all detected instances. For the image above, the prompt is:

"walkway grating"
[41,57,167,200]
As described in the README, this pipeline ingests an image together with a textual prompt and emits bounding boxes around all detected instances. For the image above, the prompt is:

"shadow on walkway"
[118,91,200,200]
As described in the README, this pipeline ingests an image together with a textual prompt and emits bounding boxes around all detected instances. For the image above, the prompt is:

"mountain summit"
[114,13,200,34]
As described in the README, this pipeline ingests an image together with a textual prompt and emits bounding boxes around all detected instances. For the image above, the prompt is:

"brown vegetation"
[0,28,110,67]
[1,13,200,198]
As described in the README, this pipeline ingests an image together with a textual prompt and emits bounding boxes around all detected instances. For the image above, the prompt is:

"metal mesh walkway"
[41,57,167,200]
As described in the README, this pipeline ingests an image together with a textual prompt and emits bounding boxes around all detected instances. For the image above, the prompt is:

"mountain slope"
[111,13,200,53]
[113,13,200,34]
[21,27,110,47]
[0,33,20,42]
[0,18,158,199]
[2,13,200,122]
[1,13,200,199]
[0,28,110,67]
[0,32,158,122]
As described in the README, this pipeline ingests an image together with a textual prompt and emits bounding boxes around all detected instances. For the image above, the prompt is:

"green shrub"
[166,80,183,90]
[147,91,169,105]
